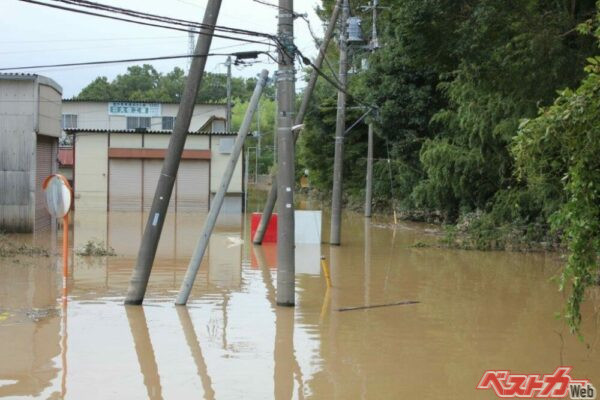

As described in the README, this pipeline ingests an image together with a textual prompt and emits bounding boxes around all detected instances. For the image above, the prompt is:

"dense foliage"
[513,19,600,333]
[300,0,599,332]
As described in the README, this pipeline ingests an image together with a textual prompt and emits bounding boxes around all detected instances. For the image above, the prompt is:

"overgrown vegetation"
[76,240,116,257]
[513,18,600,333]
[0,233,49,258]
[301,0,599,333]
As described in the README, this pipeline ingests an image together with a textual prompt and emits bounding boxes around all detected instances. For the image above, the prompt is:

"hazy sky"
[1,0,324,97]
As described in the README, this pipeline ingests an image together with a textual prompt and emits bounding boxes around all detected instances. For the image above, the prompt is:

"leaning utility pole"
[176,70,269,306]
[125,0,222,305]
[329,0,349,245]
[253,0,342,245]
[276,0,296,306]
[226,56,232,131]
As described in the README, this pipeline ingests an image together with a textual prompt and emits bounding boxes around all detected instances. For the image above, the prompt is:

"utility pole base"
[276,302,295,307]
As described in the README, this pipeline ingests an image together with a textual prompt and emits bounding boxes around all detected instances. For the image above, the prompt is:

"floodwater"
[1,200,599,399]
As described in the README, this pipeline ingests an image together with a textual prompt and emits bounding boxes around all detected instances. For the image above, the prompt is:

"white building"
[62,100,243,214]
[0,73,62,232]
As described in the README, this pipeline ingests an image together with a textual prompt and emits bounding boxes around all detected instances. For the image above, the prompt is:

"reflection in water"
[176,307,215,400]
[274,307,296,400]
[254,245,305,400]
[125,306,163,400]
[60,295,68,399]
[0,262,60,398]
[0,209,599,399]
[364,218,371,306]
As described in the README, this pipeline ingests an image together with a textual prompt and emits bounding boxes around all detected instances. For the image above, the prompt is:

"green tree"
[76,65,273,104]
[76,76,114,101]
[514,13,600,333]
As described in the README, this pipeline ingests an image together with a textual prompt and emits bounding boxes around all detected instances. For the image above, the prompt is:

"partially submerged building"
[0,73,62,232]
[62,100,243,213]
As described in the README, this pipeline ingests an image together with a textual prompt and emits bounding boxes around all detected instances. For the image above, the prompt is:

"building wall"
[61,101,226,132]
[74,133,108,211]
[0,80,36,232]
[110,133,142,148]
[37,84,62,138]
[0,77,61,232]
[74,132,242,211]
[210,137,243,194]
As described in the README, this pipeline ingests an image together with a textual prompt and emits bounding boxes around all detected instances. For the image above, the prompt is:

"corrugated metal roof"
[0,73,62,94]
[64,128,238,136]
[63,98,227,106]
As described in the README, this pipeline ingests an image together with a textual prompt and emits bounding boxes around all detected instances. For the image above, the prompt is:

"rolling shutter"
[109,159,142,211]
[143,159,175,212]
[177,160,209,212]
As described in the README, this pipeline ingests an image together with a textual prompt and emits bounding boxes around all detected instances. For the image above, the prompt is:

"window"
[62,114,78,129]
[212,119,226,133]
[162,116,176,130]
[127,117,151,130]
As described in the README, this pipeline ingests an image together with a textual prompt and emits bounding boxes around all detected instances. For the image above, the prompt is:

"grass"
[75,240,116,256]
[0,233,49,258]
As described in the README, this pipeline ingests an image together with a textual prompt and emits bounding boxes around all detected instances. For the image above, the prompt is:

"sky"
[0,0,324,97]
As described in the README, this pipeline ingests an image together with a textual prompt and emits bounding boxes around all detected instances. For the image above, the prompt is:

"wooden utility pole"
[253,0,343,245]
[329,0,349,245]
[276,0,296,306]
[176,70,269,305]
[125,0,222,305]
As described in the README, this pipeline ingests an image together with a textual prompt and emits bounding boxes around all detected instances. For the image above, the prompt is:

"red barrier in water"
[250,212,278,243]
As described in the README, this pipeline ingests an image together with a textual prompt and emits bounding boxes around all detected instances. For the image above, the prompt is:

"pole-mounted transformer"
[347,16,365,44]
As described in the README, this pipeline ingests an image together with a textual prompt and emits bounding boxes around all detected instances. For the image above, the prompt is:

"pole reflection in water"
[176,307,215,400]
[254,245,305,400]
[60,279,69,398]
[364,218,371,307]
[125,306,163,400]
[274,306,296,400]
[328,244,342,399]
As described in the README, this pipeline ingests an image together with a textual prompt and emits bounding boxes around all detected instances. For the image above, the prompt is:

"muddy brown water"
[0,207,599,399]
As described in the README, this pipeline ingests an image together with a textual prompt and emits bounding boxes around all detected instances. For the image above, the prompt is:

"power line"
[295,50,374,111]
[0,34,188,44]
[0,52,271,71]
[17,0,274,47]
[52,0,274,39]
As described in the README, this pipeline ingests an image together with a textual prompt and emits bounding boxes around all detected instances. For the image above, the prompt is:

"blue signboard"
[108,102,161,117]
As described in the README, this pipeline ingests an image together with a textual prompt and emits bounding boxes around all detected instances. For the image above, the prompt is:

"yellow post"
[320,256,332,289]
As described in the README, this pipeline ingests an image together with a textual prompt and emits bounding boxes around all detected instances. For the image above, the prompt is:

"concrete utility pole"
[276,0,296,306]
[253,0,342,245]
[365,0,381,218]
[364,123,374,217]
[125,0,222,305]
[329,0,349,245]
[176,70,269,305]
[226,56,232,131]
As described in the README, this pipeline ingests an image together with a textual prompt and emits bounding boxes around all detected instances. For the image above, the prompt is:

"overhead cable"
[17,0,274,47]
[0,52,271,71]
